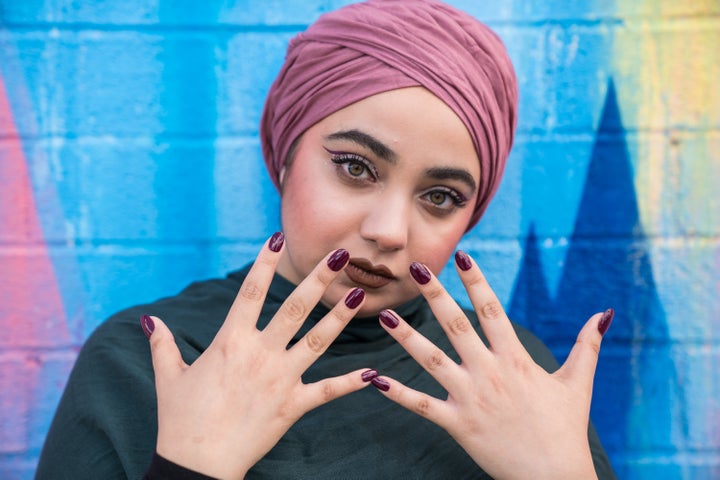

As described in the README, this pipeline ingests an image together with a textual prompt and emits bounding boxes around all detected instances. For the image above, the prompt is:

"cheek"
[412,217,471,274]
[280,170,352,240]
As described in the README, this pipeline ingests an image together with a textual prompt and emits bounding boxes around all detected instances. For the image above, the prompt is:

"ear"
[278,167,287,190]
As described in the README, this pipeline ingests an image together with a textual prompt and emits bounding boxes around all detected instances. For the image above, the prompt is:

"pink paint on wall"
[0,72,71,451]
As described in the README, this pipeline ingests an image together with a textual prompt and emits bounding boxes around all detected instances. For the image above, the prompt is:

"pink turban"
[260,0,518,229]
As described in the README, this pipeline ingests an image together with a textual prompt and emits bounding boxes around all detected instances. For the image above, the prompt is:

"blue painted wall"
[1,1,718,478]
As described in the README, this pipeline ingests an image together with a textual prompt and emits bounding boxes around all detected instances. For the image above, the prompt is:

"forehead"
[308,87,480,178]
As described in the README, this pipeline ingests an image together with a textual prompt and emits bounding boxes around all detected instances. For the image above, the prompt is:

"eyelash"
[327,149,379,181]
[325,147,468,214]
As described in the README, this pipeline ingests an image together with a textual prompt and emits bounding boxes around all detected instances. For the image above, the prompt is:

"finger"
[142,315,187,387]
[378,309,466,393]
[406,262,489,366]
[298,368,375,413]
[288,287,365,372]
[221,232,286,336]
[452,252,522,353]
[262,248,350,348]
[555,308,614,393]
[369,375,451,429]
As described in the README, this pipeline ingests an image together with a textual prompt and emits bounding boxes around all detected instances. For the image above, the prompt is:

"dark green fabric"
[36,264,616,479]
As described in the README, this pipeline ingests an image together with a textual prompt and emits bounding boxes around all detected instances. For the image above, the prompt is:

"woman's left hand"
[373,251,613,480]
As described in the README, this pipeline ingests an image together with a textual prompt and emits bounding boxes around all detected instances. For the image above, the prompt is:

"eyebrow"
[325,128,477,194]
[325,129,397,163]
[425,167,477,194]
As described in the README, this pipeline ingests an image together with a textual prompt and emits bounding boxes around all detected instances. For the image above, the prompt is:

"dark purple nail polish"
[409,262,431,285]
[598,308,614,335]
[371,377,390,392]
[141,315,155,339]
[455,250,472,271]
[268,231,285,252]
[361,369,379,382]
[345,288,365,309]
[379,310,399,329]
[327,248,350,271]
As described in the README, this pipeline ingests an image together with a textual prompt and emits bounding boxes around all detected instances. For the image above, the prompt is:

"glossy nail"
[327,248,350,272]
[379,310,399,329]
[268,231,285,252]
[345,288,365,309]
[141,314,155,339]
[409,262,431,285]
[371,377,390,392]
[361,369,379,382]
[598,308,615,335]
[455,250,472,271]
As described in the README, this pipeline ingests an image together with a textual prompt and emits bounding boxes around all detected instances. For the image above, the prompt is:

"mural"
[0,1,717,478]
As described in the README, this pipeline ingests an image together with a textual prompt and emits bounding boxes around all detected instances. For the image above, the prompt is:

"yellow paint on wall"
[612,3,719,237]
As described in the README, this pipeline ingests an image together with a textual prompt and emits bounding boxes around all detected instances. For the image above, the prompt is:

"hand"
[373,251,613,480]
[142,233,374,479]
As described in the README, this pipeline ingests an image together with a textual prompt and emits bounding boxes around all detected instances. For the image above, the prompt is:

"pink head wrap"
[260,0,518,229]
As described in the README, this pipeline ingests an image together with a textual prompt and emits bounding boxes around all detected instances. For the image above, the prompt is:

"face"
[275,86,480,316]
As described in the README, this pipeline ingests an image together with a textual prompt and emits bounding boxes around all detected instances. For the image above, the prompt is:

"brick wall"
[1,1,718,478]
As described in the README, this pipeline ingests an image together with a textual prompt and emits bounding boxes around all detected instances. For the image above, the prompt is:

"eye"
[346,161,367,177]
[421,187,468,215]
[324,147,378,182]
[429,191,447,205]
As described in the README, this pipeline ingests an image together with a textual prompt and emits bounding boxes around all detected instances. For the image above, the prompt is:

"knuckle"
[321,382,336,401]
[424,349,445,371]
[446,315,471,335]
[511,353,531,375]
[414,398,431,416]
[425,285,445,300]
[281,297,306,323]
[480,300,503,320]
[575,337,600,356]
[239,281,263,301]
[466,272,487,289]
[304,332,325,354]
[395,325,413,343]
[315,268,335,287]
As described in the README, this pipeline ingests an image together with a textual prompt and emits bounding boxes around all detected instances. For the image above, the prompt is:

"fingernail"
[409,262,431,285]
[598,308,614,335]
[371,377,390,392]
[141,314,155,339]
[268,231,285,252]
[345,287,365,309]
[327,248,350,271]
[361,369,378,382]
[455,250,472,271]
[379,310,399,329]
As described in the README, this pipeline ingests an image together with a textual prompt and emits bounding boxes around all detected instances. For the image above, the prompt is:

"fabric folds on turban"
[260,0,518,229]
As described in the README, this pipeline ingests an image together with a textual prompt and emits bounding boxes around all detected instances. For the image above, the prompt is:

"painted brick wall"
[1,1,718,478]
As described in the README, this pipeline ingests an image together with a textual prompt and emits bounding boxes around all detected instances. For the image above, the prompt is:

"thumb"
[141,314,186,383]
[555,308,614,393]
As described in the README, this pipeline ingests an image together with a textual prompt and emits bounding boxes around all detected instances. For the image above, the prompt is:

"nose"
[359,191,410,252]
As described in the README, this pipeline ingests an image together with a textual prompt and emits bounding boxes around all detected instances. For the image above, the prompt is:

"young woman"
[36,1,616,478]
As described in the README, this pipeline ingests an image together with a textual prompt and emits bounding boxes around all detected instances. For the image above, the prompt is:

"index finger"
[406,262,490,366]
[220,232,286,335]
[453,251,523,354]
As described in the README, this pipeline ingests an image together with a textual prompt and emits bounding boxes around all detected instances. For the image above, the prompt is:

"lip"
[345,258,396,289]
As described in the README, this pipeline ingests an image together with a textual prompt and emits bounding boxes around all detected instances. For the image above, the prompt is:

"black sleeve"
[143,453,218,480]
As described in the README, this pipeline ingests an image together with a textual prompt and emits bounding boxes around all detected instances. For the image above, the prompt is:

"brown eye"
[348,162,365,176]
[429,192,447,205]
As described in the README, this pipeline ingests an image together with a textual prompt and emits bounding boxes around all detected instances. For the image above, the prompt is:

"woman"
[36,1,616,478]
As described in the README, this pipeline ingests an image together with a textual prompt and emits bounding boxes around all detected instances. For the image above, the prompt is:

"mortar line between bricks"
[1,234,719,251]
[3,127,720,143]
[1,15,719,31]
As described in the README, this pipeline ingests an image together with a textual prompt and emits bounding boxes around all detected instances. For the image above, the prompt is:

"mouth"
[345,257,396,289]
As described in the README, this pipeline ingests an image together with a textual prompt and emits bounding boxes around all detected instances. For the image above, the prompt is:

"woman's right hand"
[142,232,373,479]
